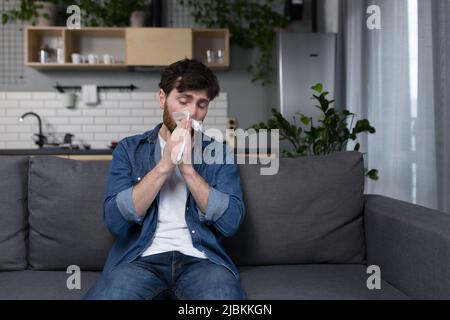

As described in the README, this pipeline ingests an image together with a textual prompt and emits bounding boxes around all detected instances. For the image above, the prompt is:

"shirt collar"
[138,122,163,144]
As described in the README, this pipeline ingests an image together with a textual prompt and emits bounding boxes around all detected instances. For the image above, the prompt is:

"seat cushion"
[0,270,101,300]
[224,151,366,266]
[0,156,29,270]
[0,265,409,300]
[28,156,115,270]
[238,264,410,300]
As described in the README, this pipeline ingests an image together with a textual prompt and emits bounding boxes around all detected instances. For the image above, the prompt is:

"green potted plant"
[2,0,61,26]
[180,0,291,86]
[130,0,147,27]
[249,83,379,180]
[78,0,147,27]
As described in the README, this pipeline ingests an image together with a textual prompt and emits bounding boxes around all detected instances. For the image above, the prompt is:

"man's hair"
[158,58,220,101]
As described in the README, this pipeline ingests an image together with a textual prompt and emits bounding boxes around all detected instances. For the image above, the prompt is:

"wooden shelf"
[193,29,229,68]
[25,62,128,70]
[25,27,230,70]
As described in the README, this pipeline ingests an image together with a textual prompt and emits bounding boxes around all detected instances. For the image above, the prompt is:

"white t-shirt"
[141,133,208,259]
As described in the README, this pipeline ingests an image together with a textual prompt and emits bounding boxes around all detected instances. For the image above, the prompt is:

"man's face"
[159,88,210,133]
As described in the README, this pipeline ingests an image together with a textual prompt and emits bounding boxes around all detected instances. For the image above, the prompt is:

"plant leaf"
[312,83,323,93]
[365,169,379,181]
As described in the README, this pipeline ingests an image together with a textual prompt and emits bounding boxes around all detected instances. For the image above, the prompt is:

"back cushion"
[223,151,366,266]
[0,156,29,270]
[28,156,114,270]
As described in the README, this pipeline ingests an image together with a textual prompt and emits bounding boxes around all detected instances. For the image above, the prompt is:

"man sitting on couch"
[84,59,247,300]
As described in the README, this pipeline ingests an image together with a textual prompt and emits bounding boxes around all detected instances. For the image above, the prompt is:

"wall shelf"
[25,27,230,70]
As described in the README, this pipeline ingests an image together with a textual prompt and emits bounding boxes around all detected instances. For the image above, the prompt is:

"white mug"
[103,54,115,64]
[71,53,83,64]
[87,54,99,64]
[60,92,76,109]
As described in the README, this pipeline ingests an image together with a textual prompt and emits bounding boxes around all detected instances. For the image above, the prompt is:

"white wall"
[0,91,228,149]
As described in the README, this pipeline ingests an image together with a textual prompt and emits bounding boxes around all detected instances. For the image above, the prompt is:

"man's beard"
[163,101,177,133]
[162,101,195,138]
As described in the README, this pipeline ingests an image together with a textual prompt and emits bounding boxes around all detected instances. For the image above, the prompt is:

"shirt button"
[191,230,196,234]
[137,177,141,181]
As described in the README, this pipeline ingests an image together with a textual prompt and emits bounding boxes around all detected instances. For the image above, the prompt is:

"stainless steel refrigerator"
[275,31,337,126]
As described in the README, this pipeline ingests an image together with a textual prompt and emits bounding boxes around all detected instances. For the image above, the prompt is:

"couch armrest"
[364,194,450,299]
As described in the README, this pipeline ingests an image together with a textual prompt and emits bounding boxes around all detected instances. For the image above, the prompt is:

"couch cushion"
[28,156,114,270]
[0,270,101,300]
[223,151,366,265]
[0,156,29,270]
[238,264,409,300]
[0,265,409,300]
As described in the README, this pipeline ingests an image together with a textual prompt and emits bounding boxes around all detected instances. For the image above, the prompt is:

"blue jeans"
[83,251,247,300]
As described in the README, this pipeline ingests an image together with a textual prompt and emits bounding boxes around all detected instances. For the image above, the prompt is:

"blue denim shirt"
[102,122,245,280]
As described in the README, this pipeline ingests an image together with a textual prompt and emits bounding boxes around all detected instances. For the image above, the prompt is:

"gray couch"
[1,151,449,300]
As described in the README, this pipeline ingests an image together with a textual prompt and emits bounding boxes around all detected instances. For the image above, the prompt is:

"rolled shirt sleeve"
[197,186,230,223]
[116,186,144,224]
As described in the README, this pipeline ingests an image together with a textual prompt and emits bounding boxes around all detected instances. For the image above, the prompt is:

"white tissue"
[172,111,203,132]
[174,111,202,162]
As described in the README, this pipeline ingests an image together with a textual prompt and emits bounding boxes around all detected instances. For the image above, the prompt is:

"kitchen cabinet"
[25,27,229,70]
[125,28,192,66]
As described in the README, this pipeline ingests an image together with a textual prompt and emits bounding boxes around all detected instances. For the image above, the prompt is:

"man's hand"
[178,117,194,175]
[159,118,192,174]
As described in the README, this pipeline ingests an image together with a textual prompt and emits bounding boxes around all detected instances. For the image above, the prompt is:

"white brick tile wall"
[107,109,131,117]
[7,141,34,149]
[44,100,63,108]
[45,117,70,124]
[6,92,31,100]
[54,125,82,133]
[100,101,119,108]
[131,108,154,116]
[131,92,156,100]
[19,133,35,140]
[82,109,106,117]
[31,92,57,100]
[70,117,94,124]
[19,100,45,108]
[0,91,228,149]
[6,109,28,117]
[107,92,131,100]
[0,133,19,141]
[0,100,19,108]
[76,133,94,141]
[82,125,106,132]
[7,125,34,133]
[95,117,120,124]
[58,109,83,117]
[119,100,144,108]
[119,117,143,125]
[107,125,131,133]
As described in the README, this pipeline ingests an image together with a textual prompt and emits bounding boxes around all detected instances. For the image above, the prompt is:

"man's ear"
[158,89,166,109]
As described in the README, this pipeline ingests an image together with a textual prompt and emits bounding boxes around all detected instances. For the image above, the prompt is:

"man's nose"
[185,104,199,119]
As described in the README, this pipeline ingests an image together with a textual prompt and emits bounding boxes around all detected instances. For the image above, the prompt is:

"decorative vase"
[35,1,57,26]
[130,10,146,27]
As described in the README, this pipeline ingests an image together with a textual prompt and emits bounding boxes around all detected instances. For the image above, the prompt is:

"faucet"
[19,112,46,148]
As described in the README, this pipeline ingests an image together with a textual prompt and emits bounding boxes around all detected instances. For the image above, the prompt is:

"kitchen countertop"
[0,148,113,155]
[0,148,273,157]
